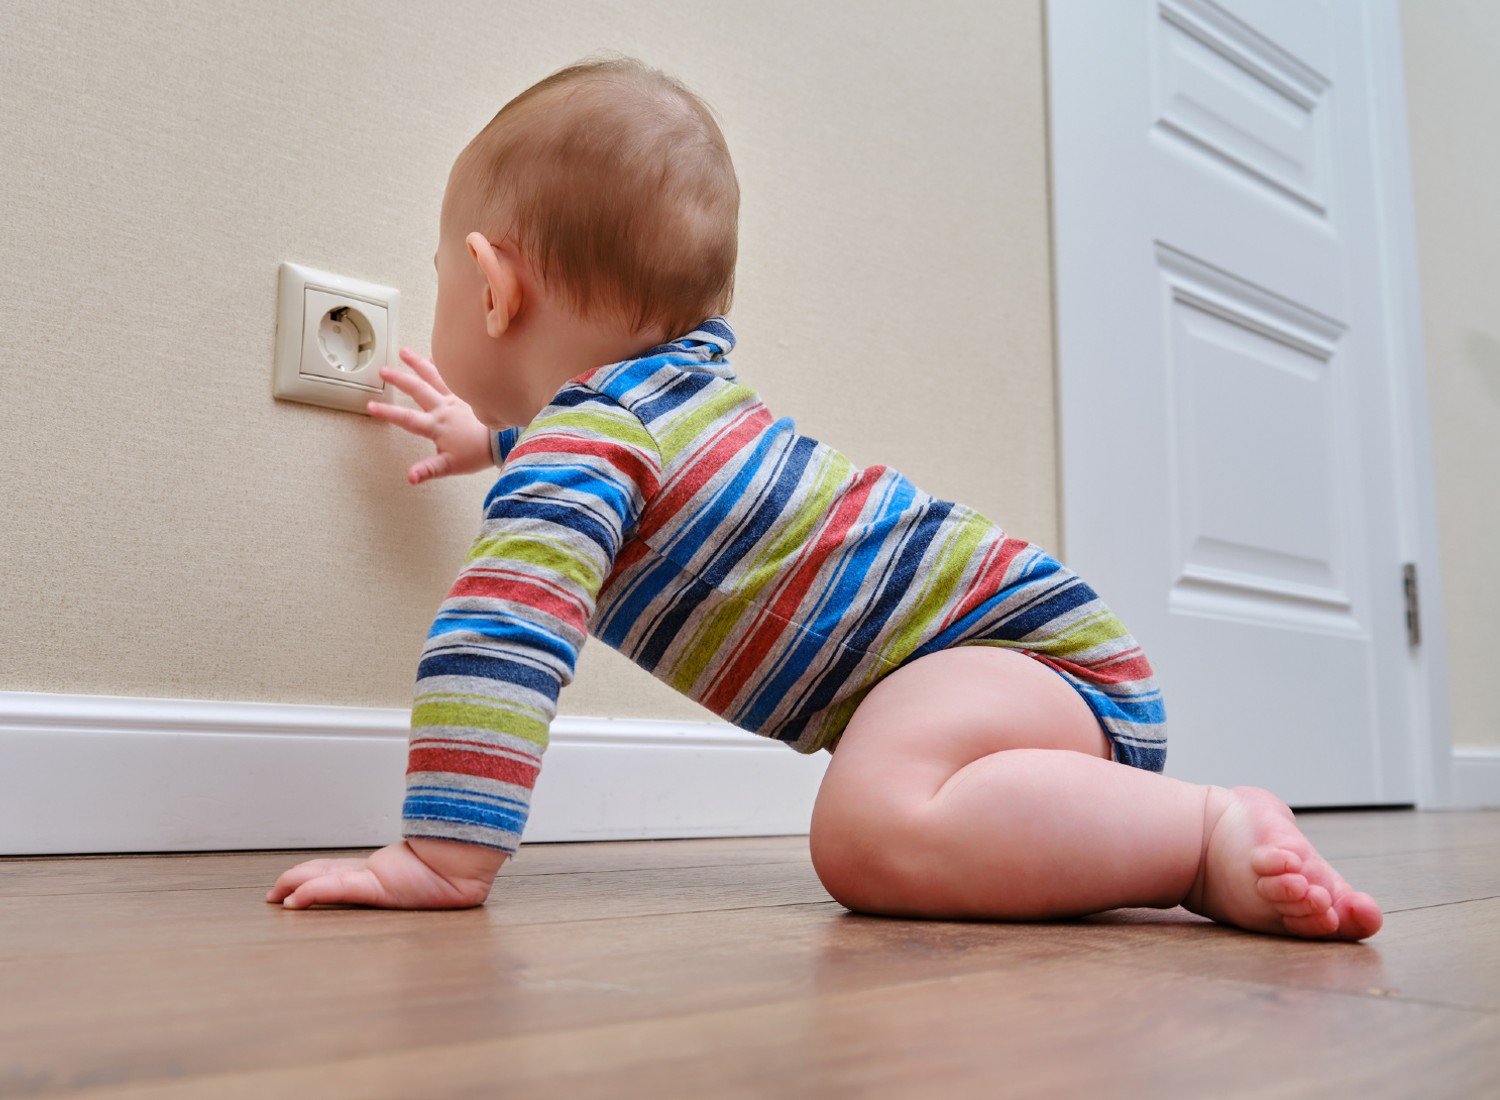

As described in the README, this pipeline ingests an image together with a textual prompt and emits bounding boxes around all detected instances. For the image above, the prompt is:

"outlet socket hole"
[318,305,376,372]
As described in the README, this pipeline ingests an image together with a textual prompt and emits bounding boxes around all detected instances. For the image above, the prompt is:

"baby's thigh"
[828,647,1110,799]
[809,647,1111,898]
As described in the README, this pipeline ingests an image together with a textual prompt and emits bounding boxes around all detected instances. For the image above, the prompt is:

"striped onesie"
[402,319,1167,854]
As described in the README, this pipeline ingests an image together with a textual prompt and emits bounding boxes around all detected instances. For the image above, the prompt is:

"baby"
[268,57,1382,940]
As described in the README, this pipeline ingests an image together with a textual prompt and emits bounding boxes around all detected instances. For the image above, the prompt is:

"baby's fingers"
[407,453,454,485]
[266,857,367,903]
[398,346,453,398]
[377,363,443,413]
[281,869,387,910]
[368,396,435,439]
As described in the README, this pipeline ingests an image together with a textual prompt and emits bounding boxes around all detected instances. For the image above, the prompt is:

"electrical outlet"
[274,262,400,414]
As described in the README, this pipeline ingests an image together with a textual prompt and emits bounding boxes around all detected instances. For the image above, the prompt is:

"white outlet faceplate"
[274,262,400,414]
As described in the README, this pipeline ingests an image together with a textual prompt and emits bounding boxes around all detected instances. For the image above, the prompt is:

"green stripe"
[411,700,550,749]
[656,387,750,464]
[466,532,602,591]
[530,408,657,453]
[1027,610,1125,658]
[414,691,548,723]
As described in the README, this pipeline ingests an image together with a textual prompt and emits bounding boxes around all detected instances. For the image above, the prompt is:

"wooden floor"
[2,810,1498,1099]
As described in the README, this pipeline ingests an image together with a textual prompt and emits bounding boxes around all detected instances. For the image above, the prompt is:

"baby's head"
[432,57,739,426]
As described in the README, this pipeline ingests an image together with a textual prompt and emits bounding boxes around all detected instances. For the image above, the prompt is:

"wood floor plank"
[2,809,1496,1098]
[1081,898,1500,1014]
[0,905,1087,1096]
[42,957,1500,1100]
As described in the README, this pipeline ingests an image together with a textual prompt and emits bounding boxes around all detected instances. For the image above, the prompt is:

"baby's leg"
[809,647,1382,940]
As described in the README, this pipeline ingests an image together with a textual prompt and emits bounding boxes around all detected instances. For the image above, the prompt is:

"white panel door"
[1048,0,1416,804]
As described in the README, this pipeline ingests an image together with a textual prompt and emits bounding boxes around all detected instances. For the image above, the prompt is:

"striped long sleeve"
[401,388,662,854]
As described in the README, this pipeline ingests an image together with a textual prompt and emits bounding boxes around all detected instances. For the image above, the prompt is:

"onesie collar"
[641,317,736,376]
[576,317,738,397]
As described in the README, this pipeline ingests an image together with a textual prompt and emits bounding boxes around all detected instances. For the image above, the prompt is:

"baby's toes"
[1271,883,1332,919]
[1333,891,1384,941]
[1250,846,1303,877]
[1256,871,1309,904]
[1282,907,1340,938]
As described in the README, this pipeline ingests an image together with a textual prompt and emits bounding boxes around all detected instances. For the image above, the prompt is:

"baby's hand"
[368,347,494,485]
[266,837,507,910]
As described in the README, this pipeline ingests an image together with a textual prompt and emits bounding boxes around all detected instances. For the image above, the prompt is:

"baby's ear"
[467,232,523,339]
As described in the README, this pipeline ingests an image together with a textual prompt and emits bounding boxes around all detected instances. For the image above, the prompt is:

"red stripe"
[410,736,541,759]
[448,570,588,625]
[407,745,541,787]
[1073,649,1155,685]
[1029,649,1153,687]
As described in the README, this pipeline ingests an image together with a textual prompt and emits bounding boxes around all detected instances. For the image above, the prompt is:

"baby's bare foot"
[1183,786,1383,941]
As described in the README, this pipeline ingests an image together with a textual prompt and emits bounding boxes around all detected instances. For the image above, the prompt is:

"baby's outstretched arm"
[368,347,494,484]
[266,837,507,910]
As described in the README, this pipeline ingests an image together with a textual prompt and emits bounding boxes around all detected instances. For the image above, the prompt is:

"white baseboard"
[1449,747,1500,810]
[0,691,827,856]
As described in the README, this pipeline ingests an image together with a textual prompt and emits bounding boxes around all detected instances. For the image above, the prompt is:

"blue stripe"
[428,613,574,665]
[402,794,528,835]
[493,427,524,463]
[596,360,677,407]
[486,497,616,556]
[546,388,599,409]
[492,461,633,510]
[417,651,559,695]
[659,420,795,563]
[999,576,1100,639]
[595,553,688,654]
[406,784,530,811]
[634,369,716,422]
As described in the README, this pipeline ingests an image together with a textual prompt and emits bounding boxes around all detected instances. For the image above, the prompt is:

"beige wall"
[1402,0,1500,750]
[6,0,1482,756]
[0,1,1057,718]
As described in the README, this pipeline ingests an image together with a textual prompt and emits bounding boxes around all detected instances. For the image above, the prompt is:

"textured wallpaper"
[0,0,1058,714]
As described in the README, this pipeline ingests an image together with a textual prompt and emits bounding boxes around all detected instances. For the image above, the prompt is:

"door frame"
[1047,0,1457,807]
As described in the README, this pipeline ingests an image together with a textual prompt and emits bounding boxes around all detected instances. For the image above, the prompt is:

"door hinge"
[1402,562,1421,648]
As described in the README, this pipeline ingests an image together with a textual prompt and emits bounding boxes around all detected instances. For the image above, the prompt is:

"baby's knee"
[809,801,933,915]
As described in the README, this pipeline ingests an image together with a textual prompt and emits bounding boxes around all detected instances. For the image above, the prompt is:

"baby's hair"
[451,56,740,340]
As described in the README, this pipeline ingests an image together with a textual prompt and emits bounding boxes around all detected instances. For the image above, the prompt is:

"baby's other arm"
[368,347,494,484]
[266,836,507,910]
